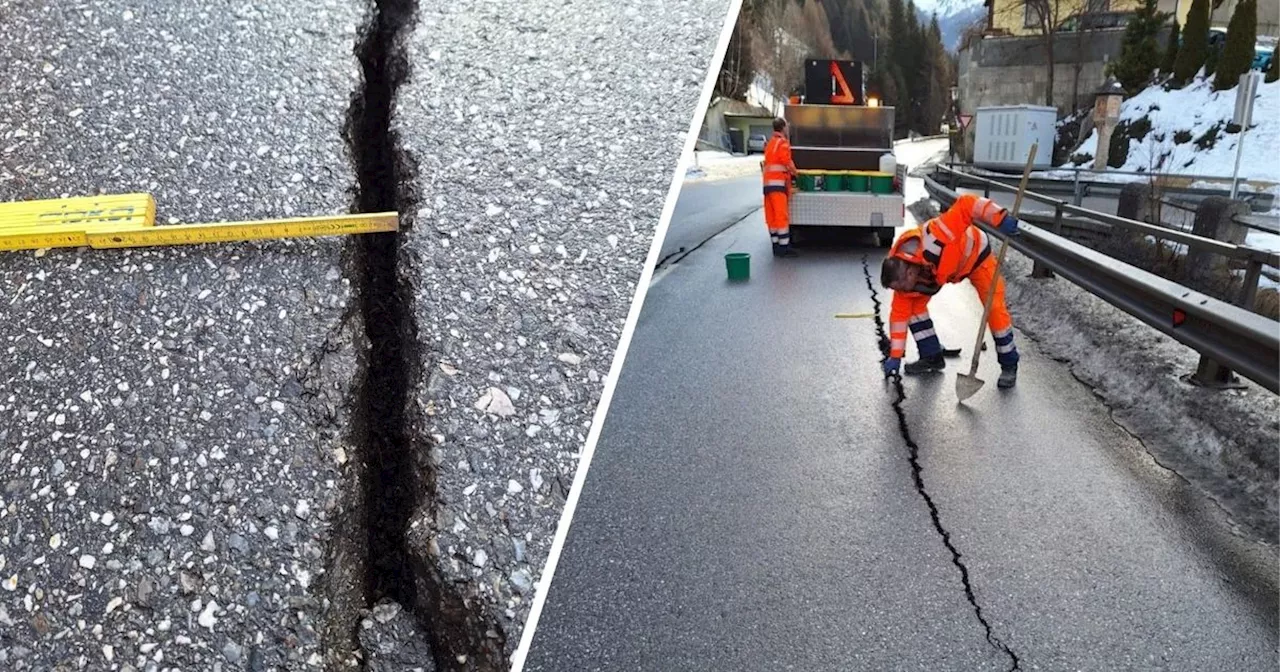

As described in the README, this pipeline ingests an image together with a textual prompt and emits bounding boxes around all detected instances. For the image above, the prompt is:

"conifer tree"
[1213,0,1257,90]
[1173,0,1210,84]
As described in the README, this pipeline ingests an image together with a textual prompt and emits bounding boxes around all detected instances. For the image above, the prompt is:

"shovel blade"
[955,373,985,402]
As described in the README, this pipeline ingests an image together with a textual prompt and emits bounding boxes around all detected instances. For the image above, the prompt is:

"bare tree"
[747,0,794,114]
[1003,0,1072,107]
[716,9,756,100]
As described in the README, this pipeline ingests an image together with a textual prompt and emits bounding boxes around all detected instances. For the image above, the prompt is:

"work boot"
[778,247,798,258]
[997,365,1017,389]
[903,353,946,375]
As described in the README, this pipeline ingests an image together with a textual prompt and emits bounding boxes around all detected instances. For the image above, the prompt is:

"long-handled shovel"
[955,143,1037,403]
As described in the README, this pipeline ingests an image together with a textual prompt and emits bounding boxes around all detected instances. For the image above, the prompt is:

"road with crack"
[0,0,730,669]
[521,139,1279,671]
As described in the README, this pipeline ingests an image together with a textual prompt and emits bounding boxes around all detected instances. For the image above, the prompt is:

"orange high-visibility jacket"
[886,193,1008,358]
[889,193,1007,284]
[762,132,795,195]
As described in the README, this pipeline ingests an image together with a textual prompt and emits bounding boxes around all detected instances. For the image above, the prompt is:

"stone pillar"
[1091,77,1124,171]
[1185,196,1249,283]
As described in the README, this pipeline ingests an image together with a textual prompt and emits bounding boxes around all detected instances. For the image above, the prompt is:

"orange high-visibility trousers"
[764,192,790,248]
[966,255,1019,367]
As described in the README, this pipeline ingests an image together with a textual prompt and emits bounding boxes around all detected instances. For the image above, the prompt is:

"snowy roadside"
[1000,250,1279,545]
[685,150,764,182]
[685,137,949,183]
[1065,77,1279,183]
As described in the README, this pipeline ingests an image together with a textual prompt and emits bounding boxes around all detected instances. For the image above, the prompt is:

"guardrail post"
[1072,171,1084,206]
[1031,204,1062,279]
[1238,260,1263,311]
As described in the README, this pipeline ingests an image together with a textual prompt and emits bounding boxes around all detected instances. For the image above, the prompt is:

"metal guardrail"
[924,174,1280,394]
[936,165,1280,269]
[948,163,1276,213]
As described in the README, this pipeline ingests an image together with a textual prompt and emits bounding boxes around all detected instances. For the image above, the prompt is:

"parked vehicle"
[783,59,906,248]
[1254,45,1274,72]
[747,134,767,153]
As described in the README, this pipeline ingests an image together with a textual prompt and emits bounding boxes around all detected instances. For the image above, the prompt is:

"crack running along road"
[346,0,505,669]
[861,257,1020,672]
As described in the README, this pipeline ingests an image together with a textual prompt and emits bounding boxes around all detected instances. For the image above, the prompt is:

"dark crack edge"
[860,256,1021,672]
[340,0,507,669]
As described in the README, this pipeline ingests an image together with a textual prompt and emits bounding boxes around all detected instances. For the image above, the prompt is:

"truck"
[785,59,906,248]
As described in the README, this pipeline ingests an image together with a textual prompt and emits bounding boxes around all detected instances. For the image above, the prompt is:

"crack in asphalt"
[348,0,425,647]
[653,206,761,270]
[346,1,504,670]
[861,256,1021,672]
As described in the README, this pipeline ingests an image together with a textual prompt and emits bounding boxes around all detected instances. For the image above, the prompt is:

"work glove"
[997,213,1020,236]
[882,357,901,378]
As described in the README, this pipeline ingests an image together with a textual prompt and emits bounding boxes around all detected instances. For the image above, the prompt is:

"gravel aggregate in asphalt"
[0,1,368,668]
[395,0,729,660]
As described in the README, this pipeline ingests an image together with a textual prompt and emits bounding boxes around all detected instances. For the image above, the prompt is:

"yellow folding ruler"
[0,193,398,251]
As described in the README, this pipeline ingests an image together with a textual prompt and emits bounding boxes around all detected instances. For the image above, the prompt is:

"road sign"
[1233,71,1261,127]
[957,114,972,130]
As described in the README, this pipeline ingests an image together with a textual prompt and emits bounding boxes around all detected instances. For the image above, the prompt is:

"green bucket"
[823,174,844,191]
[845,174,869,192]
[797,174,817,191]
[869,175,894,194]
[725,252,750,281]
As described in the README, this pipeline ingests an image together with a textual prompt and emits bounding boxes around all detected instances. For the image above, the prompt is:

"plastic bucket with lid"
[823,174,844,191]
[725,252,750,281]
[797,174,817,191]
[869,175,894,194]
[846,174,869,192]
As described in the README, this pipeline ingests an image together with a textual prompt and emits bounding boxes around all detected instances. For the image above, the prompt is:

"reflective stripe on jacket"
[762,132,792,195]
[899,193,1006,284]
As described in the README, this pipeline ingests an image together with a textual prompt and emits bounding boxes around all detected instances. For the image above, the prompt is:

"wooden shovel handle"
[966,143,1037,377]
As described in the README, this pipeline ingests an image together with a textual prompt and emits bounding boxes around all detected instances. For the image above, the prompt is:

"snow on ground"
[684,150,765,182]
[685,137,949,183]
[1000,249,1280,544]
[1246,230,1280,252]
[1065,75,1278,184]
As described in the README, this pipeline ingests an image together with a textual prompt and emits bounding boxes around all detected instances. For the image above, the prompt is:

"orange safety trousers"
[889,254,1018,367]
[764,191,790,243]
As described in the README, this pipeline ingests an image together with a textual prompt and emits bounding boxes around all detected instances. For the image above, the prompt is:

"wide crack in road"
[861,257,1021,672]
[342,0,506,669]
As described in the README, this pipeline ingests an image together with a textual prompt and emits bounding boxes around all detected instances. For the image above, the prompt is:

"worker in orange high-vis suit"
[761,117,799,257]
[879,193,1023,388]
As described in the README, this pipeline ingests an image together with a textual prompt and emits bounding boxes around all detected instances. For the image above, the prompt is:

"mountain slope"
[914,0,985,51]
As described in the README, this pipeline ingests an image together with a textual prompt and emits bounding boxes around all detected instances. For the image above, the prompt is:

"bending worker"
[879,194,1022,388]
[761,117,799,257]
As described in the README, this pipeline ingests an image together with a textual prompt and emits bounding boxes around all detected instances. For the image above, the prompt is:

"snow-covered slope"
[1068,75,1278,183]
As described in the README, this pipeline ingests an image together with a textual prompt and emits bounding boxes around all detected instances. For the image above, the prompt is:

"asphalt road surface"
[0,2,365,669]
[522,151,1279,670]
[397,0,728,663]
[658,174,761,264]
